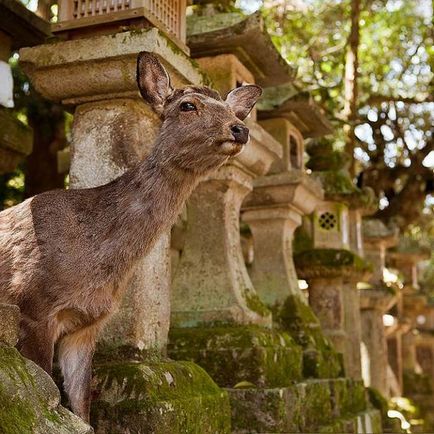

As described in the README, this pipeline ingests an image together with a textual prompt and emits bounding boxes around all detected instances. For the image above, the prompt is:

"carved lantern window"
[311,201,350,249]
[288,128,304,170]
[54,0,187,51]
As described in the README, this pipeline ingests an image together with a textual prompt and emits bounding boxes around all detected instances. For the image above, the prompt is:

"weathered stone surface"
[20,28,205,105]
[171,125,281,328]
[258,88,333,138]
[91,360,231,434]
[229,378,377,433]
[361,289,396,397]
[168,326,303,388]
[278,295,343,379]
[0,303,20,347]
[229,379,336,434]
[187,12,295,87]
[363,218,398,285]
[69,98,170,354]
[242,170,323,308]
[0,344,93,434]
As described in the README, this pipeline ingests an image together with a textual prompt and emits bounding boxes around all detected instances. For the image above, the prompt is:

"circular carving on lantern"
[318,212,337,230]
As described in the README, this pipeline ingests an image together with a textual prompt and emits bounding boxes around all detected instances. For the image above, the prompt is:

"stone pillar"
[20,28,231,433]
[342,274,364,379]
[294,141,373,379]
[171,163,273,328]
[360,289,395,396]
[242,171,321,308]
[241,119,342,379]
[69,99,170,355]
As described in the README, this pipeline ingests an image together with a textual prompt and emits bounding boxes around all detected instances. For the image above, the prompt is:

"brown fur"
[0,52,262,422]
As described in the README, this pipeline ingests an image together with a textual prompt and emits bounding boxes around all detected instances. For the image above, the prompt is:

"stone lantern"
[294,140,373,379]
[241,84,343,383]
[360,218,399,396]
[0,0,50,174]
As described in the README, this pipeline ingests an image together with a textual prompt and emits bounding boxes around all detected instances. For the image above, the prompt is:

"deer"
[0,52,262,423]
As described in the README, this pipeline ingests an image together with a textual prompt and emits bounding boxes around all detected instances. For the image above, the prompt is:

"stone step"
[169,325,303,389]
[229,378,369,433]
[91,359,231,433]
[318,409,382,434]
[0,303,20,347]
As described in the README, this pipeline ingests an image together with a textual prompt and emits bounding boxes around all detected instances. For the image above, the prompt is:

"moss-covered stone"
[299,380,333,431]
[403,370,433,395]
[0,344,92,433]
[228,386,302,433]
[295,248,372,279]
[91,359,231,434]
[278,295,343,379]
[168,326,303,388]
[329,379,367,417]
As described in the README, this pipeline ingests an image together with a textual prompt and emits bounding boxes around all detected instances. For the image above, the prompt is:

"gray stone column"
[360,290,395,396]
[69,99,170,354]
[242,171,322,308]
[308,276,347,355]
[171,123,281,327]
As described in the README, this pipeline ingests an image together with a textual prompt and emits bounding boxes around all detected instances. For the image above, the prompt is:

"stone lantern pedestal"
[20,28,231,433]
[242,168,342,380]
[360,288,396,396]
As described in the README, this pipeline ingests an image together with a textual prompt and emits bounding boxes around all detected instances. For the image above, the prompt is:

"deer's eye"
[180,102,197,112]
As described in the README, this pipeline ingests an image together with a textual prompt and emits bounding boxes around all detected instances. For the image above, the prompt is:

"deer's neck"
[95,148,198,273]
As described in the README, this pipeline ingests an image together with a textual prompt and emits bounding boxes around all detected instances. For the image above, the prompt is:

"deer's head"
[137,52,262,173]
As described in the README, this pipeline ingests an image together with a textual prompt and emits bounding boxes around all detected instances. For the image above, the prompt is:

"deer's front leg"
[58,325,99,422]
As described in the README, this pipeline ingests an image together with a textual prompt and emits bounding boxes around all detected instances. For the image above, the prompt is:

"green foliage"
[260,0,433,236]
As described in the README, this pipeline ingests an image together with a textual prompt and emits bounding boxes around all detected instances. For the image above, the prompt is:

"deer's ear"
[137,52,173,114]
[225,85,262,120]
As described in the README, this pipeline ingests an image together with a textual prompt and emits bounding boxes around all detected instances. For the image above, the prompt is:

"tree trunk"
[343,0,361,178]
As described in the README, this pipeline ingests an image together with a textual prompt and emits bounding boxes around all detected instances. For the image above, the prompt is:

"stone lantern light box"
[309,201,350,250]
[54,0,187,52]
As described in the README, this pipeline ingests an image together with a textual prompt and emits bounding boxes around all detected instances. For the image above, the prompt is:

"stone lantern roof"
[362,219,399,248]
[0,0,50,49]
[187,11,295,87]
[305,140,377,211]
[258,88,333,138]
[389,236,432,263]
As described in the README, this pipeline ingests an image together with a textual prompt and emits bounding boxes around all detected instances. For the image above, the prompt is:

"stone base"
[91,359,231,434]
[229,378,372,433]
[168,325,303,388]
[278,295,344,378]
[0,344,93,434]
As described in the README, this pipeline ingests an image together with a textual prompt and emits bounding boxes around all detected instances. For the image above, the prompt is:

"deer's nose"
[231,124,249,144]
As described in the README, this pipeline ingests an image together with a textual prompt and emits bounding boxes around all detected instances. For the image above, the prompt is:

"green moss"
[306,151,349,172]
[0,345,91,434]
[367,387,388,421]
[278,295,343,379]
[168,326,303,388]
[295,248,372,275]
[403,370,433,395]
[293,226,314,255]
[243,289,271,317]
[92,360,231,433]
